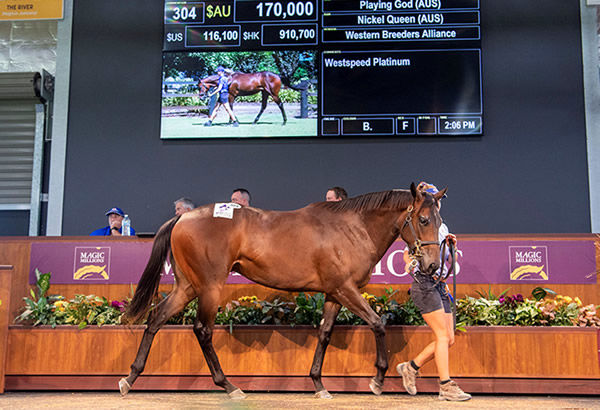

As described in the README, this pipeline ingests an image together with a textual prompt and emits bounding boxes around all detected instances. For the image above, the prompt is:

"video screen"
[161,50,318,138]
[161,0,482,138]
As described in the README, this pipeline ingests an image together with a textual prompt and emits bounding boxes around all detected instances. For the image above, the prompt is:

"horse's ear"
[433,187,448,201]
[410,182,422,200]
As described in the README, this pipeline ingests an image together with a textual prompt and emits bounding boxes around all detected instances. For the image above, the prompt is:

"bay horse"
[119,183,446,399]
[198,72,304,125]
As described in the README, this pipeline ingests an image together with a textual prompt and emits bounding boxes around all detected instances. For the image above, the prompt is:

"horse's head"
[198,75,218,98]
[198,78,210,98]
[400,182,447,275]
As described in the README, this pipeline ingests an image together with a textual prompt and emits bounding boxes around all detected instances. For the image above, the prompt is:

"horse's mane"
[315,190,416,213]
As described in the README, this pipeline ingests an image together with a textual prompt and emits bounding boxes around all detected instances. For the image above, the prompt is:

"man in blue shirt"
[90,207,136,236]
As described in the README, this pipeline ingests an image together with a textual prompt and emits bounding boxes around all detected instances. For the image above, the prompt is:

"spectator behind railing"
[326,186,348,202]
[90,207,136,236]
[231,188,251,206]
[174,197,195,216]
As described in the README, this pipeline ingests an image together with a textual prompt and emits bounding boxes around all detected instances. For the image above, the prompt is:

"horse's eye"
[419,216,429,226]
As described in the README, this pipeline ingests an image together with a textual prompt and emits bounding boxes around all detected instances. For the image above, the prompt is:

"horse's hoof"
[314,390,333,399]
[369,378,383,396]
[228,388,247,400]
[118,378,131,396]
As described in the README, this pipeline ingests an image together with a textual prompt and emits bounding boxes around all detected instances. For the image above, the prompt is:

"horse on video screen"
[119,183,446,399]
[198,71,304,125]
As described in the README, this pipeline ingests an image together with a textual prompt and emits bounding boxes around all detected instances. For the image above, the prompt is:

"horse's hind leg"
[253,92,268,124]
[271,95,287,125]
[332,285,388,395]
[310,298,341,399]
[192,287,246,399]
[119,284,195,395]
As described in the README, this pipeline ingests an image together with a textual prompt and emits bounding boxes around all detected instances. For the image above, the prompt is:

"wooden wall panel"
[0,267,13,394]
[0,240,30,322]
[6,326,599,379]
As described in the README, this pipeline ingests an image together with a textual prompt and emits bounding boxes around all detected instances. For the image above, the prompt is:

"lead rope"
[435,237,457,329]
[450,240,457,330]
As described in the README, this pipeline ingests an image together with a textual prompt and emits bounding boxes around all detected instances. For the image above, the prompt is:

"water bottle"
[122,214,131,236]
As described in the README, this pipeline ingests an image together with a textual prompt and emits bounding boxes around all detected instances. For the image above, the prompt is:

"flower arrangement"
[14,271,600,329]
[15,269,127,328]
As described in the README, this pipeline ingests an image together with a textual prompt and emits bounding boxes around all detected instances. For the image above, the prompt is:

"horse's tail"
[121,215,181,325]
[280,75,309,91]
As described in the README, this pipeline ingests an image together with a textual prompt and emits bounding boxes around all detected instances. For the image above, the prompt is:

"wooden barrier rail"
[0,265,13,394]
[3,325,600,394]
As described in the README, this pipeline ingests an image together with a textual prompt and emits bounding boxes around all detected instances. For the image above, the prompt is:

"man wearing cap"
[90,207,136,236]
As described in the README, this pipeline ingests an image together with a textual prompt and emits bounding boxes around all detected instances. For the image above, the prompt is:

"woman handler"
[204,66,239,127]
[397,182,471,401]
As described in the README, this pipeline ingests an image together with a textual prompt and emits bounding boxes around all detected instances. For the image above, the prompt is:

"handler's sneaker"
[396,362,417,395]
[438,380,471,401]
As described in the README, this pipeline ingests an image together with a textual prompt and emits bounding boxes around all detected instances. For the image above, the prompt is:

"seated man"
[90,207,136,236]
[325,186,348,202]
[231,188,251,206]
[174,197,195,216]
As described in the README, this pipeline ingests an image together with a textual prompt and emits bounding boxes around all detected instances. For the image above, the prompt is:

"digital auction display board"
[161,0,482,139]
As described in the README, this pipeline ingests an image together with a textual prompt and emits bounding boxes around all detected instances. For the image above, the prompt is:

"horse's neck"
[362,208,407,257]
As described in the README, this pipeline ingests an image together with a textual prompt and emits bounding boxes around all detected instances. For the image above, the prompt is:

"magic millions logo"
[73,247,111,280]
[509,246,548,281]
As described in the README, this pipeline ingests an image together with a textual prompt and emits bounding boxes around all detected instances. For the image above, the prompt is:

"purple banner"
[30,242,175,285]
[370,240,596,284]
[29,239,596,285]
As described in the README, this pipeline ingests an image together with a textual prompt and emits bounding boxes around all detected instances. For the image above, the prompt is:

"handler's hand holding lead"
[445,234,457,246]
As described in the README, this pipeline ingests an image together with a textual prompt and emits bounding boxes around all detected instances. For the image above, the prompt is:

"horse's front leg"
[228,95,235,123]
[310,299,342,399]
[253,92,268,124]
[332,285,388,395]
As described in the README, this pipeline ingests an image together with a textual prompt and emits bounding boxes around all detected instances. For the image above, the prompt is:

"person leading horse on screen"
[204,66,239,127]
[397,181,472,401]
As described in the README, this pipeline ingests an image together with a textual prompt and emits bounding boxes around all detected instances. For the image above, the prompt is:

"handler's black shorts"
[218,93,229,104]
[410,274,452,314]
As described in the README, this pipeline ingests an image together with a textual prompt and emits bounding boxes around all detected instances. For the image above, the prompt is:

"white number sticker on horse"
[213,203,241,219]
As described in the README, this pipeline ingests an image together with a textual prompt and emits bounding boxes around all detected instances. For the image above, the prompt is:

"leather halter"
[401,204,440,279]
[402,204,439,257]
